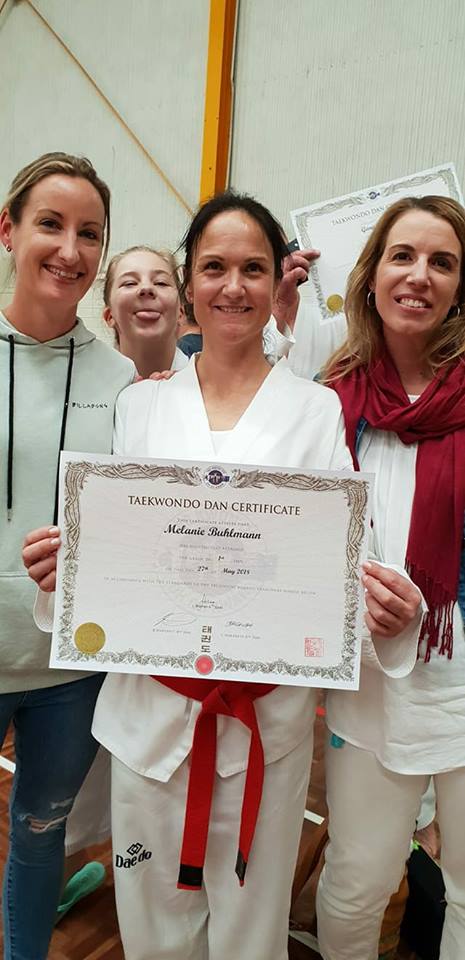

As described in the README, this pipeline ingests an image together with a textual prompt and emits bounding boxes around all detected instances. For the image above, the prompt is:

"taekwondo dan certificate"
[50,452,373,690]
[291,164,463,324]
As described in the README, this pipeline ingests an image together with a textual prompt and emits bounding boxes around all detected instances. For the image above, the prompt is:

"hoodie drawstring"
[53,337,75,525]
[7,335,14,521]
[5,335,75,523]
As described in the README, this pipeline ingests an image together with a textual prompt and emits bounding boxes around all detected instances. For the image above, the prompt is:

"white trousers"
[416,776,436,830]
[111,730,313,960]
[316,736,465,960]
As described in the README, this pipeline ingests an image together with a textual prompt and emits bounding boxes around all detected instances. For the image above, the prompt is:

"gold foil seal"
[74,622,106,655]
[326,294,344,313]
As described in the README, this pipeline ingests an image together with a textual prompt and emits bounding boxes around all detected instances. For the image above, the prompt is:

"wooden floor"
[0,713,416,960]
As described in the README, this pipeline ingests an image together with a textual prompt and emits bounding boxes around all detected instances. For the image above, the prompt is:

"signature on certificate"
[153,613,196,628]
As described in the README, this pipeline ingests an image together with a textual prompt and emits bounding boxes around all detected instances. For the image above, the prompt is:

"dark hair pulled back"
[180,190,288,306]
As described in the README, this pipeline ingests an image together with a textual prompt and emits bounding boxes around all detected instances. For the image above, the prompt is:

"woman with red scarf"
[317,195,465,960]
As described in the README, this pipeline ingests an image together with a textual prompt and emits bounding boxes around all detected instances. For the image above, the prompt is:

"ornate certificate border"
[57,461,370,684]
[293,166,461,322]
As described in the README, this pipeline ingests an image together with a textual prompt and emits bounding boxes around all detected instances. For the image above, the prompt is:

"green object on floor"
[55,861,106,924]
[330,733,345,748]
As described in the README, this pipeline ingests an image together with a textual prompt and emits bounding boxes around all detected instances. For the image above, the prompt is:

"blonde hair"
[3,151,111,261]
[103,245,181,306]
[323,195,465,381]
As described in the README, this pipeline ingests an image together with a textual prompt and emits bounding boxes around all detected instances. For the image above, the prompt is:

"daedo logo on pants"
[115,842,152,868]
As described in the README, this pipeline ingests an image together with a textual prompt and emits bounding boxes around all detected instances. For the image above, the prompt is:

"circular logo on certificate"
[326,294,344,314]
[74,622,106,655]
[203,467,230,488]
[195,654,215,675]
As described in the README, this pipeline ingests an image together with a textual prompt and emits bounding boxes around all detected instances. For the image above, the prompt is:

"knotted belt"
[154,677,276,890]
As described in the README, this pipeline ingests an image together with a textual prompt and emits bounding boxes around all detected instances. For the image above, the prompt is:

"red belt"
[153,677,276,890]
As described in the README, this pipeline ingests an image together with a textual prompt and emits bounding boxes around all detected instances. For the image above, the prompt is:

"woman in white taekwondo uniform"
[317,195,465,960]
[61,242,309,900]
[25,192,420,960]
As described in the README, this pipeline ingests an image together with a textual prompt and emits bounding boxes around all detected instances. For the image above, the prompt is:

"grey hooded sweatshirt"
[0,311,135,693]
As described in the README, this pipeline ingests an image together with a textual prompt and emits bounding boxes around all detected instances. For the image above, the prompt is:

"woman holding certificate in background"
[317,196,465,960]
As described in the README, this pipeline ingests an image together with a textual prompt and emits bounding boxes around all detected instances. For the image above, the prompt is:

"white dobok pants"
[316,736,465,960]
[111,730,313,960]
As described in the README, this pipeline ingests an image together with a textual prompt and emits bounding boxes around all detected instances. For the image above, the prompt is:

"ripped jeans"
[0,674,104,960]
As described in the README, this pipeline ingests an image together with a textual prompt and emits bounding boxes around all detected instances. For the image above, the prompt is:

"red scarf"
[153,676,276,889]
[330,353,465,660]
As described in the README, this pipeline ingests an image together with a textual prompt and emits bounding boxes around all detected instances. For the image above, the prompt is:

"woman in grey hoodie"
[0,152,134,960]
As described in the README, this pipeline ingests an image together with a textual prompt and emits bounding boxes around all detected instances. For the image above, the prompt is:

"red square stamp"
[304,637,324,658]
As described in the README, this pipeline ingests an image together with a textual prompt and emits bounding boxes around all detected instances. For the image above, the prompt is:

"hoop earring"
[5,245,11,253]
[447,303,461,320]
[366,290,376,309]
